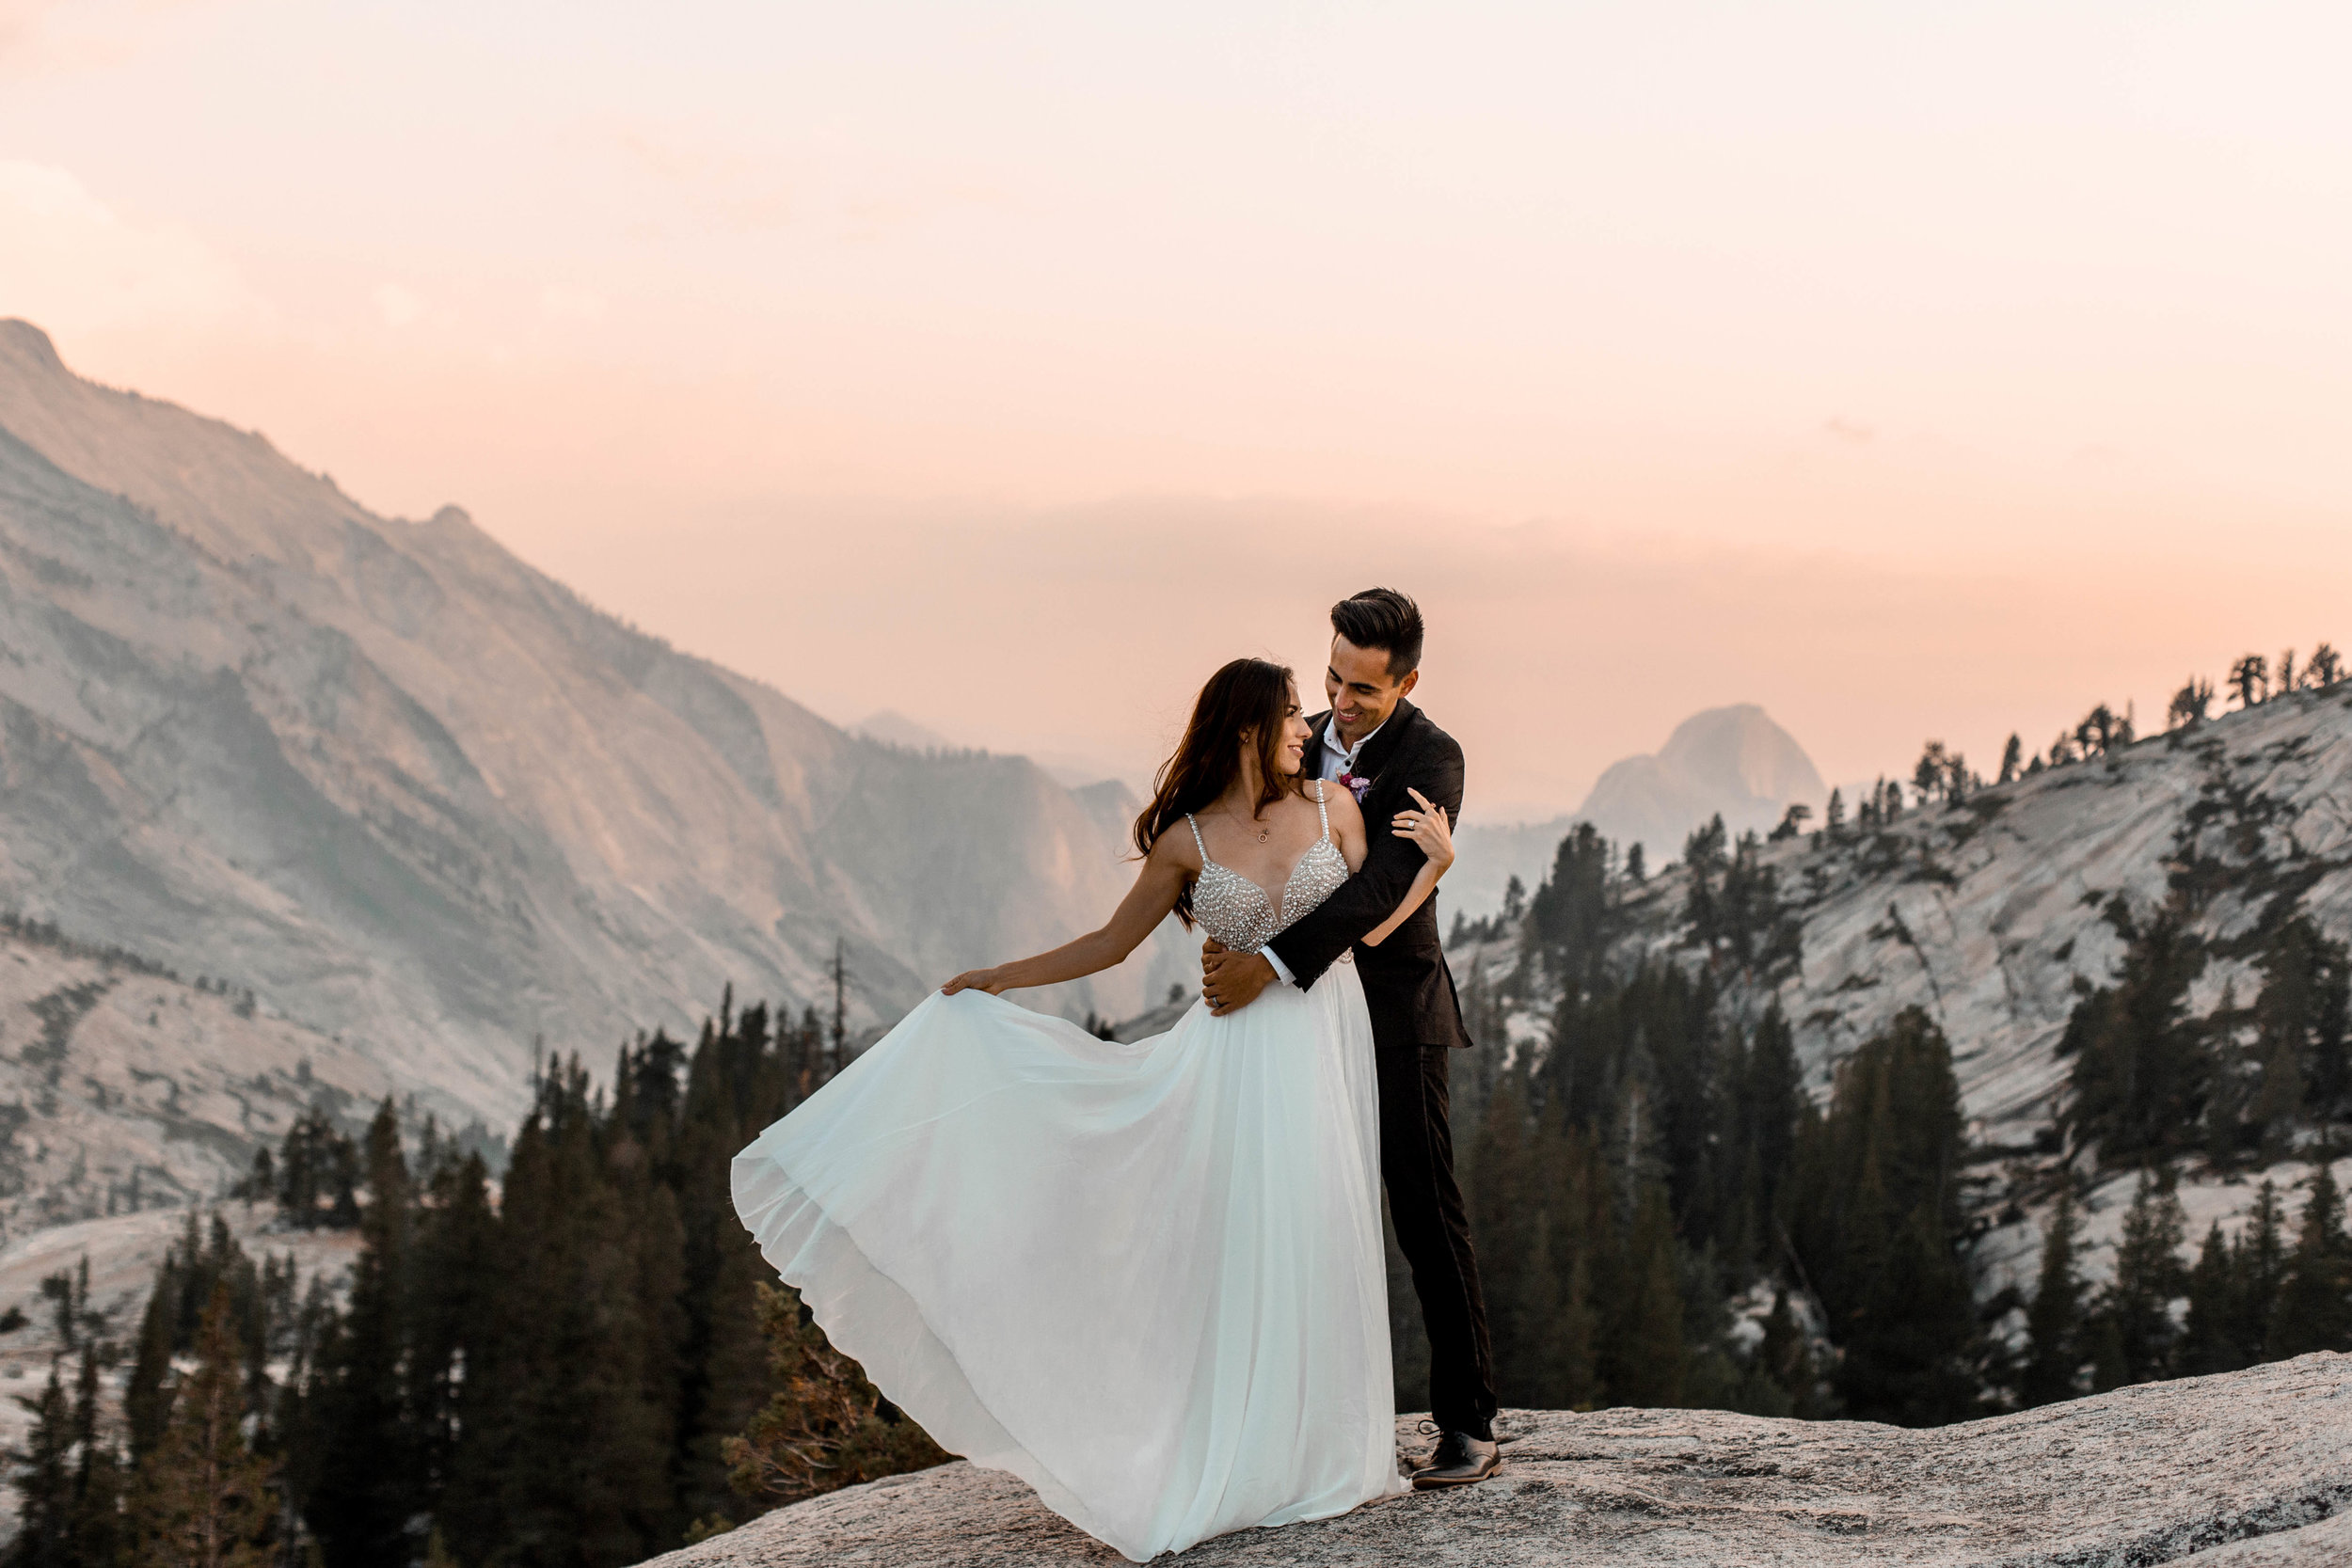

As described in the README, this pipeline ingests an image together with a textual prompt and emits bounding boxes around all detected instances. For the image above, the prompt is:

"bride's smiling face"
[1275,693,1311,777]
[1240,691,1312,783]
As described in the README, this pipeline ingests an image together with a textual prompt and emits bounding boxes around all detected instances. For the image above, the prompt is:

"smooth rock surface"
[645,1354,2352,1566]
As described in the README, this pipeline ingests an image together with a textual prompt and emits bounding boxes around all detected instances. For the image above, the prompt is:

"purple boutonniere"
[1336,769,1372,804]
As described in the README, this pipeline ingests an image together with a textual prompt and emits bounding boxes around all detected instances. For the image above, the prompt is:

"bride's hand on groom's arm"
[1391,786,1454,873]
[941,967,1009,996]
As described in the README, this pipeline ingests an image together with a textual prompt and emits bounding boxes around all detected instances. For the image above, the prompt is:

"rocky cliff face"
[0,918,403,1237]
[0,319,1186,1139]
[643,1352,2352,1566]
[1707,693,2352,1154]
[1495,688,2352,1306]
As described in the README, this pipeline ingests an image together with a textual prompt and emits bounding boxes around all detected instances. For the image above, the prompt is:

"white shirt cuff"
[1263,946,1298,987]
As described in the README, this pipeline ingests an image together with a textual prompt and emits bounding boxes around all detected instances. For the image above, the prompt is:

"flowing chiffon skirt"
[730,962,1405,1560]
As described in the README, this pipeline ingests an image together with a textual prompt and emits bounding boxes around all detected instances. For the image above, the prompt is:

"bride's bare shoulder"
[1313,779,1365,835]
[1142,817,1205,875]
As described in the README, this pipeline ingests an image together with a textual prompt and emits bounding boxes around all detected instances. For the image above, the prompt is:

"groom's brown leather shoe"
[1410,1429,1500,1488]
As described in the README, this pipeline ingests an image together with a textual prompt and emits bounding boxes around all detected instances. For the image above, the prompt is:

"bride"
[731,657,1456,1561]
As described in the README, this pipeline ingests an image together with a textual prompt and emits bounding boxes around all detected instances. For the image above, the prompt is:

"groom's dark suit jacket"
[1266,698,1474,1053]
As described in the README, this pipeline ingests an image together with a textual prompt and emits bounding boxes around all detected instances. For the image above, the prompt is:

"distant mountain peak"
[1448,704,1824,917]
[0,319,64,372]
[1649,704,1825,809]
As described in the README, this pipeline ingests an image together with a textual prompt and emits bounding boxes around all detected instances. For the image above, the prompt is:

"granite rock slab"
[644,1352,2352,1567]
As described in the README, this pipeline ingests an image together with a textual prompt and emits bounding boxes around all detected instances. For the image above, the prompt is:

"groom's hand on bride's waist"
[1200,939,1277,1016]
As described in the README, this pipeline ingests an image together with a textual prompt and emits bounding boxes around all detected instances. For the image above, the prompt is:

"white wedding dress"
[732,784,1405,1560]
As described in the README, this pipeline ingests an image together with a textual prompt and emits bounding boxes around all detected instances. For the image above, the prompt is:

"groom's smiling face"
[1326,635,1418,748]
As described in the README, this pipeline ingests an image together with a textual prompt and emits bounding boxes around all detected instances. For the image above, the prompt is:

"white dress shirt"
[1263,715,1389,986]
[1315,714,1385,784]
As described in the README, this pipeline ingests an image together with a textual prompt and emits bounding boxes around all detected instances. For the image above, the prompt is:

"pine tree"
[723,1283,947,1506]
[1511,1105,1602,1412]
[8,1365,74,1568]
[124,1278,175,1465]
[2168,678,2215,730]
[130,1280,278,1568]
[2019,1186,2085,1405]
[1553,1247,1600,1412]
[1465,1072,1539,1400]
[1857,1199,1981,1425]
[2229,653,2269,709]
[1913,741,1949,806]
[2252,918,2352,1127]
[1998,734,2023,785]
[2181,1223,2240,1377]
[306,1101,421,1568]
[2092,1169,2187,1386]
[1526,824,1617,987]
[1605,1187,1687,1409]
[2060,902,2211,1164]
[410,1150,499,1523]
[67,1344,128,1565]
[439,1061,686,1564]
[1742,1005,1802,1241]
[1741,1290,1812,1418]
[2231,1181,2289,1367]
[1789,1007,1980,1425]
[2267,1164,2352,1357]
[123,1211,263,1470]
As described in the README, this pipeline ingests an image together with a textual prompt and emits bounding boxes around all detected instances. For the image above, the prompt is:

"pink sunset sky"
[5,1,2348,816]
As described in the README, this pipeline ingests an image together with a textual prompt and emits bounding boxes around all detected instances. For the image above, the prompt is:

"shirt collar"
[1324,714,1386,770]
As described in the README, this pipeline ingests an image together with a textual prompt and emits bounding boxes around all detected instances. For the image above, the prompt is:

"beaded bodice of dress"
[1184,782,1349,956]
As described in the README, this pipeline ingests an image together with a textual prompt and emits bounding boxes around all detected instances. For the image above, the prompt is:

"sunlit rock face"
[1586,689,2352,1305]
[0,319,1185,1137]
[1442,687,2352,1310]
[642,1354,2352,1567]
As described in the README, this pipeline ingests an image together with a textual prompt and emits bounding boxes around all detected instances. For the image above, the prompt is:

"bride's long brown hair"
[1135,657,1303,927]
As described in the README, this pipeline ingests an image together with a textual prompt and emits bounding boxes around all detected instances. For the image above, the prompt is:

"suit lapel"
[1353,698,1418,790]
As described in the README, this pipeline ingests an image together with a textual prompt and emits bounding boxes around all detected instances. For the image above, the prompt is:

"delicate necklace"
[1212,806,1272,843]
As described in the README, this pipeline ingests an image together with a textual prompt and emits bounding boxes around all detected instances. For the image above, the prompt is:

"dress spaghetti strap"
[1313,781,1330,842]
[1184,813,1210,864]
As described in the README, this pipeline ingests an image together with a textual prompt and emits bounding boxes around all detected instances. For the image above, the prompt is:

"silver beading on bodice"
[1185,783,1348,955]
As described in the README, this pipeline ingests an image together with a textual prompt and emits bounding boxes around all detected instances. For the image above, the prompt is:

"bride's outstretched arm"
[1362,788,1454,947]
[941,834,1192,995]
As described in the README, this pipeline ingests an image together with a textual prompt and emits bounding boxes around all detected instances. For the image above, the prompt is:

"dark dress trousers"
[1263,699,1499,1439]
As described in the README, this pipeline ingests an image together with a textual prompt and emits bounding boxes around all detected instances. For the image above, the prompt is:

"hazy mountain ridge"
[0,319,1184,1133]
[1451,704,1824,919]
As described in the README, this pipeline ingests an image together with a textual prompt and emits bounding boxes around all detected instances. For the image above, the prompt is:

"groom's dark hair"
[1329,588,1423,678]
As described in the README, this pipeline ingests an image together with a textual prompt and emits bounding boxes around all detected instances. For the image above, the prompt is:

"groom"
[1201,587,1501,1488]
